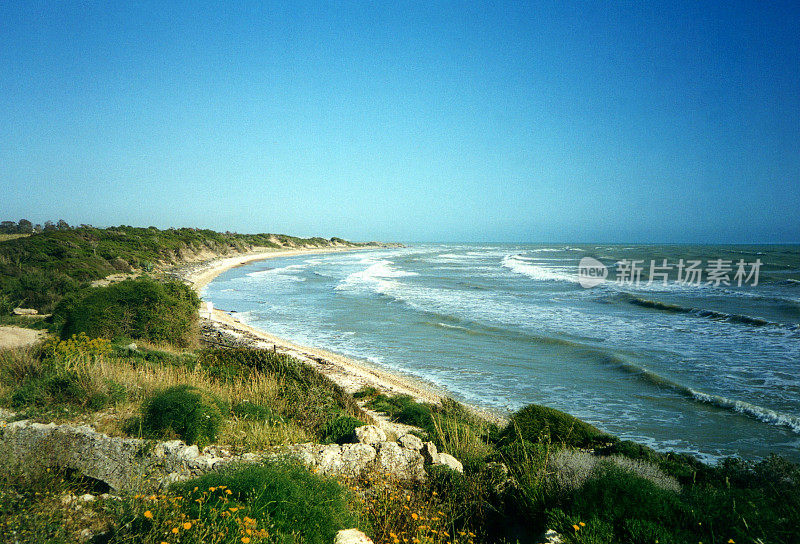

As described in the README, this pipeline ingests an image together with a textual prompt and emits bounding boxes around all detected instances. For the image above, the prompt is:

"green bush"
[173,462,357,544]
[500,404,613,448]
[54,278,200,347]
[139,385,225,446]
[321,415,365,444]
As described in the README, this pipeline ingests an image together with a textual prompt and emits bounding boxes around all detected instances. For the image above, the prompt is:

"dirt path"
[0,326,44,349]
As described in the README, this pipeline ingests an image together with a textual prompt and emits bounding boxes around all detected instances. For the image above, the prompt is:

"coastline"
[180,246,506,425]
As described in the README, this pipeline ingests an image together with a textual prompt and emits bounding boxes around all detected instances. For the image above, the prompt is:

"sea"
[202,244,800,462]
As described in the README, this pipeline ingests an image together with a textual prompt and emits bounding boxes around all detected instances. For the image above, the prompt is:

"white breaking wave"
[335,260,418,293]
[689,389,800,434]
[502,255,579,283]
[246,264,306,277]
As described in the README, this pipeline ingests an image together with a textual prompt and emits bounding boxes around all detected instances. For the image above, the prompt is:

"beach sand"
[181,247,506,425]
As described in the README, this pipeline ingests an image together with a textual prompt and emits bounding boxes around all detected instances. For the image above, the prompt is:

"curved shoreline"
[181,247,507,425]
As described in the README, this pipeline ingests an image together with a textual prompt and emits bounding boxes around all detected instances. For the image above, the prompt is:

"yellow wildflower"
[143,510,153,519]
[573,524,580,532]
[183,522,192,530]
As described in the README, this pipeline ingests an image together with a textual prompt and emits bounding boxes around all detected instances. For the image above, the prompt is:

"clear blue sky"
[1,1,798,243]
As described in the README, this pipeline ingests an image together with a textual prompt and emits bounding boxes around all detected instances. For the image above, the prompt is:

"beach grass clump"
[500,404,614,449]
[54,278,200,348]
[354,470,479,544]
[137,384,225,447]
[1,341,125,417]
[199,348,371,439]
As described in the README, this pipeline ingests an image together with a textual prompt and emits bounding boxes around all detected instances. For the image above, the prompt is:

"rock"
[398,433,423,451]
[335,528,374,544]
[421,441,439,464]
[376,442,426,480]
[434,453,463,473]
[0,421,154,492]
[12,307,37,316]
[355,425,386,445]
[543,529,563,543]
[125,342,137,351]
[337,444,377,478]
[80,493,96,502]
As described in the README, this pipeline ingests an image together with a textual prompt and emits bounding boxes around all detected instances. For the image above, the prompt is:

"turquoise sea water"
[203,244,800,462]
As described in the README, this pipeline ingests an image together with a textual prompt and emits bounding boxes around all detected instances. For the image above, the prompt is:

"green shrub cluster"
[499,404,613,448]
[172,462,357,544]
[137,385,225,447]
[54,278,200,348]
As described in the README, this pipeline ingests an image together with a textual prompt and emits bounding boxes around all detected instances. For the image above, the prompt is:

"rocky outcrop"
[0,419,463,492]
[0,420,155,492]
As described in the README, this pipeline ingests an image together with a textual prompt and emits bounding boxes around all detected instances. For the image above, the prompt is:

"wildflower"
[573,524,580,532]
[143,510,153,519]
[728,541,735,544]
[172,528,179,534]
[242,538,251,544]
[579,522,585,527]
[411,513,419,520]
[226,489,233,495]
[183,522,192,530]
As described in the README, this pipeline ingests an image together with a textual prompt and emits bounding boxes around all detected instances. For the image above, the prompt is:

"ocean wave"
[246,264,306,277]
[603,354,800,434]
[502,254,579,283]
[623,294,798,330]
[335,260,418,293]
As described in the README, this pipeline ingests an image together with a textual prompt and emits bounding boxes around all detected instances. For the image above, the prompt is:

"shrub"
[139,385,225,446]
[54,278,200,348]
[321,415,365,444]
[172,462,357,544]
[500,404,613,448]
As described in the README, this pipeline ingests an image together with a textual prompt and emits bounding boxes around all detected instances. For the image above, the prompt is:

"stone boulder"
[398,433,423,451]
[354,425,386,445]
[434,452,464,473]
[335,529,374,544]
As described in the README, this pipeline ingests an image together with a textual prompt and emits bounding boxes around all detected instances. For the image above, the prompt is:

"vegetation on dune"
[499,403,613,449]
[54,277,201,348]
[0,220,356,314]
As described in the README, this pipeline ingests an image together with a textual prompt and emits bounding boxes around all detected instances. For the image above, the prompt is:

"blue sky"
[1,1,798,243]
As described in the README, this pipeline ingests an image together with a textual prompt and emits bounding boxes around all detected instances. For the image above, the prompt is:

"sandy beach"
[180,247,458,410]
